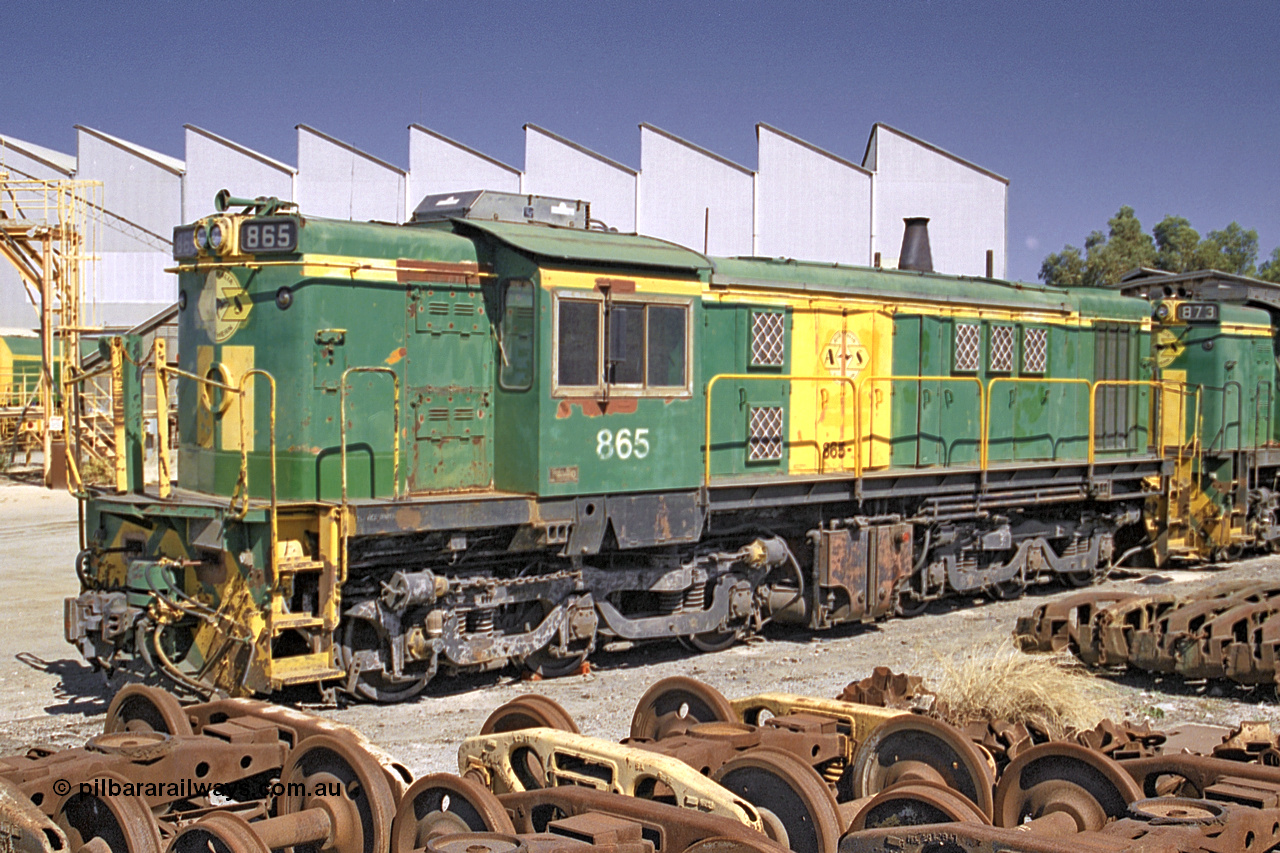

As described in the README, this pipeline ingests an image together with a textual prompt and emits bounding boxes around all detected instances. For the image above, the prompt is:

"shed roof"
[863,123,1008,185]
[525,124,636,175]
[184,125,296,174]
[756,123,870,175]
[75,126,185,175]
[297,124,405,175]
[639,123,754,176]
[0,134,76,176]
[410,124,522,175]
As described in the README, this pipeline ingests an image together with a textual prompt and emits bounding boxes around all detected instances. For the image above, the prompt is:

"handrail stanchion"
[339,366,401,585]
[983,377,1091,469]
[858,375,984,470]
[154,338,171,499]
[231,370,278,589]
[703,374,861,488]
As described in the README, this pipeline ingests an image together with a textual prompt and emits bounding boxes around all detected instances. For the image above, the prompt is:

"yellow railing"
[1087,380,1182,465]
[338,366,402,585]
[703,372,1189,488]
[703,374,862,484]
[982,377,1091,469]
[862,375,986,469]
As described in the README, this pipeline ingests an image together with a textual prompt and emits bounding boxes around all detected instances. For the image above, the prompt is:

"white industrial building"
[0,120,1008,330]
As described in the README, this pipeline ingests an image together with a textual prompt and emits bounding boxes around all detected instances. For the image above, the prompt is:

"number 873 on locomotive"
[63,189,1280,701]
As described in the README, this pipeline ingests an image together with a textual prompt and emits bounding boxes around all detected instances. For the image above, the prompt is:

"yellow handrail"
[338,366,401,587]
[154,338,171,499]
[860,375,986,469]
[703,374,861,486]
[982,377,1091,469]
[228,370,278,591]
[1087,379,1184,465]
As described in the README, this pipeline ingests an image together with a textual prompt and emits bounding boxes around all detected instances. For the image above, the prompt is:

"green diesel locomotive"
[63,191,1280,701]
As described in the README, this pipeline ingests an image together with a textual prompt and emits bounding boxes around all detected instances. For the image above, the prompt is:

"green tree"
[1039,206,1155,287]
[1152,215,1200,273]
[1041,210,1276,287]
[1194,222,1258,276]
[1259,247,1280,283]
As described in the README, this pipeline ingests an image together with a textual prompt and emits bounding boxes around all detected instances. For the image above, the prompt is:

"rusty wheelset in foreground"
[7,673,1280,853]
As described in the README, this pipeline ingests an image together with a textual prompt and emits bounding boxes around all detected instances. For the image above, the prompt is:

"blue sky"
[4,1,1277,281]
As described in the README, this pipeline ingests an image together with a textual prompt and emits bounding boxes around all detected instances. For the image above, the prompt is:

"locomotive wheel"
[479,694,579,735]
[168,813,269,853]
[851,714,995,820]
[629,676,735,741]
[52,772,162,853]
[711,748,842,853]
[988,578,1026,601]
[850,781,991,830]
[678,630,741,654]
[338,618,432,703]
[993,741,1142,830]
[1063,569,1100,588]
[521,644,589,679]
[103,684,192,736]
[278,734,396,853]
[894,590,930,618]
[391,773,516,852]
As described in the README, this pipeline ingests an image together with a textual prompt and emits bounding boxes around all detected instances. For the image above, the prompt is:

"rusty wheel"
[629,676,735,741]
[338,618,432,704]
[479,695,579,735]
[423,834,526,853]
[521,645,589,679]
[278,734,396,853]
[993,741,1142,830]
[851,715,995,820]
[391,773,516,853]
[1128,797,1228,824]
[851,781,991,830]
[167,813,269,853]
[1063,569,1100,588]
[104,685,192,736]
[712,748,842,853]
[679,630,742,654]
[52,772,162,853]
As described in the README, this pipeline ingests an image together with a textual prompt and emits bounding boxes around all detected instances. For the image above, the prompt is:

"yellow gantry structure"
[0,174,104,486]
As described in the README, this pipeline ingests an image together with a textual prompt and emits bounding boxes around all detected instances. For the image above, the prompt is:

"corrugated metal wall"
[74,127,180,316]
[523,125,636,233]
[637,124,754,257]
[756,124,871,265]
[0,121,1011,330]
[183,126,294,223]
[868,125,1008,279]
[408,125,521,207]
[296,125,405,223]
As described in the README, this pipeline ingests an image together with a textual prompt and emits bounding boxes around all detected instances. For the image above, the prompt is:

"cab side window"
[500,279,536,390]
[553,294,690,395]
[557,299,601,388]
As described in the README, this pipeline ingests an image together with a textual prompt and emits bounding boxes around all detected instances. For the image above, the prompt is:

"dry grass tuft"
[930,643,1119,739]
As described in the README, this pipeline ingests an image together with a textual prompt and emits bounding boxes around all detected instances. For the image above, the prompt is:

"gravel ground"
[3,475,1279,777]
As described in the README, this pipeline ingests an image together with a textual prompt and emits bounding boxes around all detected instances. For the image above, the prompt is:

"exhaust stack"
[898,217,933,273]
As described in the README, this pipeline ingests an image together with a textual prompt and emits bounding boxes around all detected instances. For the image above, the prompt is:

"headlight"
[195,224,209,251]
[1154,303,1171,321]
[208,216,234,254]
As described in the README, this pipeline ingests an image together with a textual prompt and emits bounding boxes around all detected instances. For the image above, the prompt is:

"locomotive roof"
[710,255,1148,318]
[451,218,712,273]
